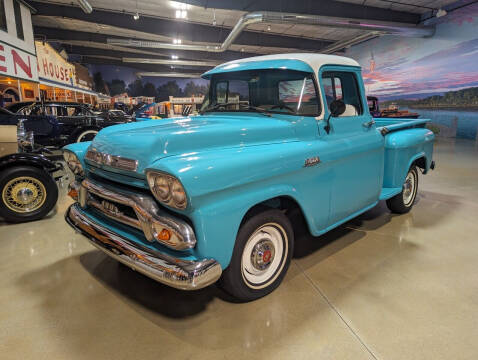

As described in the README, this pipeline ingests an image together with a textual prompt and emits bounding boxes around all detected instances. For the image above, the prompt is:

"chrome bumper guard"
[66,203,222,290]
[77,178,196,250]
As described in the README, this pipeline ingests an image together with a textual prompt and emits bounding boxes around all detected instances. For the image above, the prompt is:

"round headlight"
[147,171,188,210]
[63,151,84,176]
[171,179,186,208]
[154,175,170,201]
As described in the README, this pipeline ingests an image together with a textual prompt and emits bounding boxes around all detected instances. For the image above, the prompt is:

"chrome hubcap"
[17,188,35,204]
[250,239,275,271]
[241,223,287,289]
[403,171,416,206]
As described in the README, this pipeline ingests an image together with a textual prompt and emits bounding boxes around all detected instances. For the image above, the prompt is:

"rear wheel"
[0,166,58,222]
[219,209,293,302]
[76,129,98,142]
[386,166,418,214]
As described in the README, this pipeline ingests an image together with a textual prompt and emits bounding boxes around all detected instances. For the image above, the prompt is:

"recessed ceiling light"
[176,9,187,18]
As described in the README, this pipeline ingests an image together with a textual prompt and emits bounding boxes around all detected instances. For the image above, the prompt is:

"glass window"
[322,71,363,115]
[202,69,321,117]
[0,0,6,32]
[278,77,319,116]
[13,0,23,40]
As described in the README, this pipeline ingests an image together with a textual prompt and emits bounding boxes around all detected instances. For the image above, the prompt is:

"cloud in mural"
[347,6,478,100]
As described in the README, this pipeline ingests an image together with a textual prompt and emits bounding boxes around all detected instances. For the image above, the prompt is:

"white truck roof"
[220,53,360,73]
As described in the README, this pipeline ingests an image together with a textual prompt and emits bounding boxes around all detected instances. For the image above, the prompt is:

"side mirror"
[324,99,346,134]
[329,99,346,117]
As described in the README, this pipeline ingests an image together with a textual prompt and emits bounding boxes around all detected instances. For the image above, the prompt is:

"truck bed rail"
[375,118,430,136]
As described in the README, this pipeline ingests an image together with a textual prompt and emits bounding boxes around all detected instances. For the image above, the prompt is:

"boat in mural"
[368,96,420,119]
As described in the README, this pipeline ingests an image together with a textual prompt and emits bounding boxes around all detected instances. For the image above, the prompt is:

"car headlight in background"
[146,171,188,210]
[63,151,85,176]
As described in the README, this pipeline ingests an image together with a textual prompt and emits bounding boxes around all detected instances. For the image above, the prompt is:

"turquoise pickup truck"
[63,54,435,301]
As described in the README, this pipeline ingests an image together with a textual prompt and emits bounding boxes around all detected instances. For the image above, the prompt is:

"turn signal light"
[68,188,78,200]
[156,229,171,241]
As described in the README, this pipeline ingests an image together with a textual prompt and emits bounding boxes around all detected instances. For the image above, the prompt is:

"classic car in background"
[367,96,420,118]
[64,54,435,301]
[0,121,62,223]
[6,101,134,146]
[100,109,133,123]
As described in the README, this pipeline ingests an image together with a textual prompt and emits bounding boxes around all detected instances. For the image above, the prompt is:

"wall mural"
[346,2,478,139]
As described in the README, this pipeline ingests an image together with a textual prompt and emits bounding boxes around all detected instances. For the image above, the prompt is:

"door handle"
[362,119,375,128]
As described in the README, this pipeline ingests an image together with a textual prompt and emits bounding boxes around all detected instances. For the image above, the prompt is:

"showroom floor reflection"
[1,138,477,360]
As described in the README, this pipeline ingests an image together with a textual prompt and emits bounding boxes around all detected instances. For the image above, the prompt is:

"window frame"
[320,68,365,117]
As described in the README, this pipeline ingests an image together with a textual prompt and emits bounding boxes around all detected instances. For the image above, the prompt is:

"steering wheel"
[270,103,296,112]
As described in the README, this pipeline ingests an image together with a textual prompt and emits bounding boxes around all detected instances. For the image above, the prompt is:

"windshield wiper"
[200,102,272,117]
[238,104,271,117]
[200,102,239,114]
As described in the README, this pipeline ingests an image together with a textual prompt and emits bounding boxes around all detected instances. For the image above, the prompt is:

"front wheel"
[0,166,58,223]
[386,166,419,214]
[219,209,294,302]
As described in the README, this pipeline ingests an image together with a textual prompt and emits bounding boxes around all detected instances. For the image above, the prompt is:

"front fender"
[0,153,58,172]
[150,142,329,268]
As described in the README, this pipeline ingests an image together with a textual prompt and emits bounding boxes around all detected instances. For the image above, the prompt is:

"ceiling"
[26,0,465,77]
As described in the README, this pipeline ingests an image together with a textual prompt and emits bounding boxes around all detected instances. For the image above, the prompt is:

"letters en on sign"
[0,42,39,82]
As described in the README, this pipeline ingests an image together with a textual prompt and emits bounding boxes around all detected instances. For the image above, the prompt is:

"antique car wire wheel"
[2,176,47,213]
[241,223,288,289]
[403,170,417,206]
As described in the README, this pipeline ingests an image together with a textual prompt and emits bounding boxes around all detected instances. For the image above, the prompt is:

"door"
[319,67,384,226]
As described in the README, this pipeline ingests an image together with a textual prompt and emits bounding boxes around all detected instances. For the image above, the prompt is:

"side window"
[322,71,363,116]
[278,77,319,116]
[13,0,23,40]
[0,0,7,32]
[46,106,59,116]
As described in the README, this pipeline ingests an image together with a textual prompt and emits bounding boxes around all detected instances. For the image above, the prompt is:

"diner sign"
[35,41,76,86]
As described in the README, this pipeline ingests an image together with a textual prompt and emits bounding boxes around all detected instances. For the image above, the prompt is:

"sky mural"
[346,3,478,101]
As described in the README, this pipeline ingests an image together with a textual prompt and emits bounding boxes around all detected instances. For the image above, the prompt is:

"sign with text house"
[0,42,39,82]
[35,41,76,86]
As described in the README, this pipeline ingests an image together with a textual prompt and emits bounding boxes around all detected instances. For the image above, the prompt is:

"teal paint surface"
[64,62,435,269]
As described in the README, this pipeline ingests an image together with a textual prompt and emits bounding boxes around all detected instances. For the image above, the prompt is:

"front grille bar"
[78,178,196,251]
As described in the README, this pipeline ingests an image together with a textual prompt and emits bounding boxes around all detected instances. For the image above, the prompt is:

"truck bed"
[374,118,430,135]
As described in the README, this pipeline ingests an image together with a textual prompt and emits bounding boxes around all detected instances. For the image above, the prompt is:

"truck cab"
[63,53,435,301]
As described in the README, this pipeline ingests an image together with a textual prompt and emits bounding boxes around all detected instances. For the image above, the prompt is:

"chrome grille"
[85,149,138,172]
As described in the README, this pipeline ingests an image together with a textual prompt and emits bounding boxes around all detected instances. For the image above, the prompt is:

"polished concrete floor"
[1,138,477,360]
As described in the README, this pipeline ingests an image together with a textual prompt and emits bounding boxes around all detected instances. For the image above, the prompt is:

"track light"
[171,55,178,59]
[133,12,140,20]
[173,38,182,44]
[77,0,93,14]
[267,25,271,31]
[176,10,187,18]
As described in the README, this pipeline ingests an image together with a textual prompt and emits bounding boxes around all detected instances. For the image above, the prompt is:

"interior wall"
[346,3,478,140]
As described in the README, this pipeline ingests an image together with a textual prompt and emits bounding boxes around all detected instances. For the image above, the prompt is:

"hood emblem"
[304,156,320,167]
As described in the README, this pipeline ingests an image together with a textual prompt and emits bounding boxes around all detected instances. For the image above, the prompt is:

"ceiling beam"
[33,27,258,61]
[180,0,421,24]
[29,1,334,51]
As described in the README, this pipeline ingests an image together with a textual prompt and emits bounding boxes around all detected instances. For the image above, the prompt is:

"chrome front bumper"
[66,203,222,290]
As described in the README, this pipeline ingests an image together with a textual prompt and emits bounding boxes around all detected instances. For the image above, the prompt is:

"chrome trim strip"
[85,149,138,172]
[66,204,222,290]
[78,178,196,251]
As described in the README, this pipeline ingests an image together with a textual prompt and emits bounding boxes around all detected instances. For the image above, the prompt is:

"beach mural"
[346,2,478,139]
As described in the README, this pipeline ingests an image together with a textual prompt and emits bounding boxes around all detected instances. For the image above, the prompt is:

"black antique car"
[6,101,133,146]
[0,120,63,222]
[100,109,133,122]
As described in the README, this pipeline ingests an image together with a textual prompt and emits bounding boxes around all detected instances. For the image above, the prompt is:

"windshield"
[200,69,321,116]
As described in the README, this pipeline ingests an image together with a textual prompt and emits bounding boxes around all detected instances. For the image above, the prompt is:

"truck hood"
[90,113,298,173]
